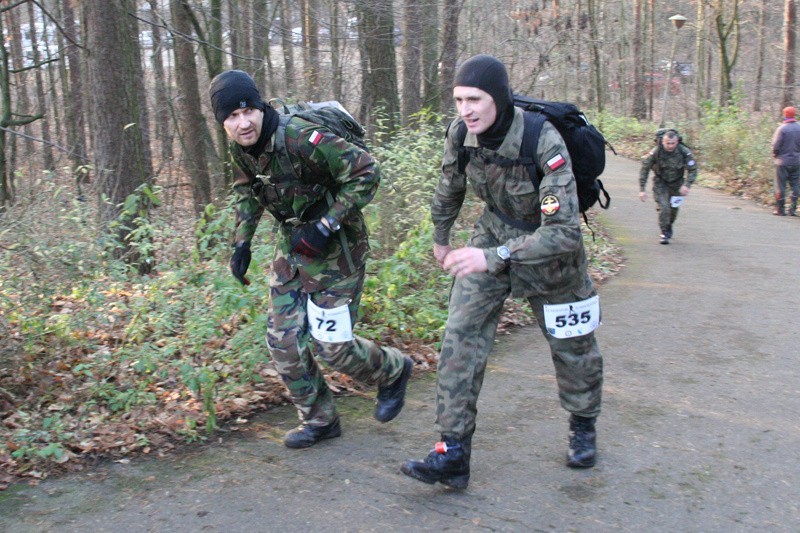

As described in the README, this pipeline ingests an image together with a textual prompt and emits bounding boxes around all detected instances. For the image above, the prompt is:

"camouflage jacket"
[639,144,698,190]
[230,116,379,292]
[431,106,593,297]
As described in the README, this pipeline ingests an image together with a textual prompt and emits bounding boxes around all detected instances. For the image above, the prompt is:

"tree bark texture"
[171,0,213,212]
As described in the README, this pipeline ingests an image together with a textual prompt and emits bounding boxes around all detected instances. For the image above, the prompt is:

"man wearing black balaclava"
[402,55,604,488]
[209,70,413,450]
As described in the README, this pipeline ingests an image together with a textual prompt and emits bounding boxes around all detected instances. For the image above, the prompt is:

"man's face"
[223,107,264,147]
[661,136,679,152]
[453,86,497,135]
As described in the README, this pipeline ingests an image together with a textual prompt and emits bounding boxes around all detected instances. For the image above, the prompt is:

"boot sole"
[566,456,596,468]
[400,464,469,489]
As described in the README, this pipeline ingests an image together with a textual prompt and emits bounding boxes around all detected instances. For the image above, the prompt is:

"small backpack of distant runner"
[269,98,369,179]
[455,94,613,217]
[654,127,686,147]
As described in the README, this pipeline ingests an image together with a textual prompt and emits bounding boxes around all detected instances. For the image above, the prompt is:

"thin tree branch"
[0,126,92,162]
[129,11,260,63]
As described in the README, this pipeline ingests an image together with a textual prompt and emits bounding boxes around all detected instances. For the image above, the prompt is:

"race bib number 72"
[543,295,600,339]
[307,299,354,343]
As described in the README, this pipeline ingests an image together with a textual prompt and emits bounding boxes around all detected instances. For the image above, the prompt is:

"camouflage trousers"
[653,179,683,233]
[434,270,603,440]
[267,267,406,427]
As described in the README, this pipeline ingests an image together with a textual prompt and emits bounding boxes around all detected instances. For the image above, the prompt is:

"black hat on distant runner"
[209,70,265,124]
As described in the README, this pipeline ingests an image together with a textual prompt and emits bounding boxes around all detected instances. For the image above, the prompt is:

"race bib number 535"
[543,295,600,339]
[307,299,354,343]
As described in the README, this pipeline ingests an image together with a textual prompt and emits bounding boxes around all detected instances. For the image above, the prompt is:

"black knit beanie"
[453,54,515,149]
[209,70,265,124]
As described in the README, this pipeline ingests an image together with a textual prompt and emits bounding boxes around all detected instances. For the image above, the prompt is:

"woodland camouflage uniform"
[639,142,698,234]
[230,116,407,428]
[430,106,603,441]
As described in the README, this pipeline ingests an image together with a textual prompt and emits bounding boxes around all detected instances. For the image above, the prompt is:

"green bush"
[367,109,448,256]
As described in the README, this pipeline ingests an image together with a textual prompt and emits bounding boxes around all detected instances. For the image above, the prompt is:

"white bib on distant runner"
[543,295,600,339]
[670,196,684,208]
[307,299,353,343]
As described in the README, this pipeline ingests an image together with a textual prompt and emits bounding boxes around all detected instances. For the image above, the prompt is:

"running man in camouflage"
[401,55,604,489]
[209,70,412,449]
[639,130,698,244]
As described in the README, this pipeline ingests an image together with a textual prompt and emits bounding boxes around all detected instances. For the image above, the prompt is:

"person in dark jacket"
[771,106,800,216]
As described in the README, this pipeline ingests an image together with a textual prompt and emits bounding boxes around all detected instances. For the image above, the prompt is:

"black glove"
[290,221,332,258]
[230,241,251,285]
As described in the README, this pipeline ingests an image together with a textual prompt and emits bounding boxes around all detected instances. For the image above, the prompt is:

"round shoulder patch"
[541,194,560,216]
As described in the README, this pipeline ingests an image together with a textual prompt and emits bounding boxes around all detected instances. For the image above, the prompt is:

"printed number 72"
[316,319,337,332]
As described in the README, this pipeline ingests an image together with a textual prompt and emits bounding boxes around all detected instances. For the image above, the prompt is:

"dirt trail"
[2,154,799,532]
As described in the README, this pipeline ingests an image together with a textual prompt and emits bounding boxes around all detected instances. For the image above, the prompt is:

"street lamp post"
[659,14,687,128]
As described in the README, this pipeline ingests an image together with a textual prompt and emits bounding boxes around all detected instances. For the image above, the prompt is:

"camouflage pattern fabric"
[229,115,405,426]
[431,107,603,439]
[230,116,377,293]
[268,267,407,426]
[653,180,684,233]
[639,144,698,233]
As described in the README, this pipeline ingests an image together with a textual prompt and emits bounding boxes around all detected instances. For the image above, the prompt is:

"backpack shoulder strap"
[274,114,300,180]
[520,111,548,188]
[448,120,470,174]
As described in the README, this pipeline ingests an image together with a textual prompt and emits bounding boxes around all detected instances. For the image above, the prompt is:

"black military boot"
[566,414,597,468]
[401,435,471,489]
[283,417,341,449]
[374,355,413,423]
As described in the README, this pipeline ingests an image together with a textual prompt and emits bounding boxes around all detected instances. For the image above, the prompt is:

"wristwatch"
[324,215,341,232]
[496,245,511,266]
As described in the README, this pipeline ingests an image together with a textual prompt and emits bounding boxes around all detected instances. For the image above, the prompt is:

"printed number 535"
[555,311,591,328]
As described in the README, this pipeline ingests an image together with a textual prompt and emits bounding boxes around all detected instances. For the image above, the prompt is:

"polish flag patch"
[546,153,566,171]
[309,130,324,145]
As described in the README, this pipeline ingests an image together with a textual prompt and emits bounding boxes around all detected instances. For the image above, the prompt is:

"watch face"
[497,246,511,260]
[326,216,341,231]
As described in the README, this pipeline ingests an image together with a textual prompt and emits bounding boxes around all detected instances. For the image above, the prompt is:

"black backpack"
[455,94,613,217]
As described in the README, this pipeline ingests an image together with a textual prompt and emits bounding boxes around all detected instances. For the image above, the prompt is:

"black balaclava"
[453,54,515,150]
[208,70,279,154]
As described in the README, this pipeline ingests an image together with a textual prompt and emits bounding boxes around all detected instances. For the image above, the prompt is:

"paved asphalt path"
[2,154,800,532]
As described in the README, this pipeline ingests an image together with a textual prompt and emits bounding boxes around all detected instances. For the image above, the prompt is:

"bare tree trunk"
[279,0,295,95]
[171,0,213,213]
[632,0,646,119]
[358,0,400,130]
[401,0,422,125]
[695,0,707,116]
[26,2,54,173]
[84,0,155,271]
[301,0,320,100]
[753,0,768,112]
[586,0,603,112]
[6,6,27,179]
[229,0,243,70]
[782,0,797,108]
[439,0,461,115]
[252,0,274,94]
[647,0,654,119]
[60,0,88,187]
[147,0,173,169]
[421,0,439,111]
[329,0,343,101]
[714,0,741,107]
